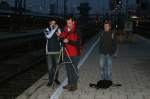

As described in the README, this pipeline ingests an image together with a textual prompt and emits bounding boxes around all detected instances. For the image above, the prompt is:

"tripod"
[52,44,79,88]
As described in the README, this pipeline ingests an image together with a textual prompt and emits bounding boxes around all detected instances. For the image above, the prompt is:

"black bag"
[89,80,121,89]
[89,80,112,89]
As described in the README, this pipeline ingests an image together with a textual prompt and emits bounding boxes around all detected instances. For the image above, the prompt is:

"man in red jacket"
[57,16,80,91]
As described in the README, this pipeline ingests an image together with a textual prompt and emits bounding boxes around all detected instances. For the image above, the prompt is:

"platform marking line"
[50,38,100,99]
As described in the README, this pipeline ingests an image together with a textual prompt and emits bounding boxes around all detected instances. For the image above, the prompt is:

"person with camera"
[57,16,80,91]
[44,18,61,87]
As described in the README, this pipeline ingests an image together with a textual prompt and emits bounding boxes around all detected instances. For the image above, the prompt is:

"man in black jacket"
[44,19,61,86]
[99,21,117,88]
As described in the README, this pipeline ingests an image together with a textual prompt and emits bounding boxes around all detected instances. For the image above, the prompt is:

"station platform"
[16,35,150,99]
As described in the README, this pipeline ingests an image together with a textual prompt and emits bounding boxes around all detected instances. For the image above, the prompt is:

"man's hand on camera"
[55,25,58,29]
[63,39,69,43]
[56,29,61,36]
[56,32,61,36]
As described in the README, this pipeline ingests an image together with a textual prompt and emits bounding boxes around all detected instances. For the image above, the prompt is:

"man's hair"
[66,15,76,22]
[104,20,112,27]
[49,17,59,24]
[103,20,112,31]
[104,19,111,25]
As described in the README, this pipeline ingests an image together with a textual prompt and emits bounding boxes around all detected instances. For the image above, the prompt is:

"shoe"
[54,79,61,85]
[68,84,78,91]
[47,83,52,87]
[63,84,71,89]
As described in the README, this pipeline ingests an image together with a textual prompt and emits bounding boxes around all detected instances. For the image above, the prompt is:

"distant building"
[1,0,110,15]
[0,0,10,9]
[136,0,150,16]
[110,0,137,13]
[4,0,51,14]
[67,0,110,15]
[49,4,56,14]
[3,0,147,16]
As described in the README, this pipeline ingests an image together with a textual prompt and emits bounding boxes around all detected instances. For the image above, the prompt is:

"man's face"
[104,24,111,32]
[49,20,56,28]
[67,19,74,29]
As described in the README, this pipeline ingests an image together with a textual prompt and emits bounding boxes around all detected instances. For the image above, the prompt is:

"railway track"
[0,32,48,99]
[0,50,47,99]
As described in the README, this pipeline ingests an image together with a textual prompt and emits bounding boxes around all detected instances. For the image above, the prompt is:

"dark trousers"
[64,56,80,85]
[47,54,59,84]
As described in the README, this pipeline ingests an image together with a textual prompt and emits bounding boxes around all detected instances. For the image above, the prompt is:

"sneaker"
[47,83,52,87]
[54,79,61,85]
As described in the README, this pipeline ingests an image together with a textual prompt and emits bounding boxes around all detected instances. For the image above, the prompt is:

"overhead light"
[8,15,11,18]
[131,15,138,19]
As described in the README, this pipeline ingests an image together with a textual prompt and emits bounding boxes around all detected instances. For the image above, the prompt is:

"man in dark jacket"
[44,19,61,86]
[99,21,117,88]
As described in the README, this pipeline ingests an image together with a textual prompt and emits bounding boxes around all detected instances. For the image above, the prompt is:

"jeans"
[47,54,59,84]
[64,56,80,85]
[99,54,112,80]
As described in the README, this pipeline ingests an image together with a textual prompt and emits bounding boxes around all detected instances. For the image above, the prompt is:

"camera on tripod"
[58,38,64,44]
[58,37,66,47]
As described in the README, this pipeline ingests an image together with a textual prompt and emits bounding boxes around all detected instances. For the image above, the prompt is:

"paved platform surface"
[16,35,150,99]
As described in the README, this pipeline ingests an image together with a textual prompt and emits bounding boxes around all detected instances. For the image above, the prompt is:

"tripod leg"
[64,48,79,78]
[52,64,59,88]
[70,60,79,78]
[61,46,64,63]
[57,48,62,64]
[52,49,63,88]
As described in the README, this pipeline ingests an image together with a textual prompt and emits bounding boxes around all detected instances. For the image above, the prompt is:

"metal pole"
[24,0,26,10]
[64,0,69,16]
[56,0,58,15]
[102,0,104,15]
[126,0,128,18]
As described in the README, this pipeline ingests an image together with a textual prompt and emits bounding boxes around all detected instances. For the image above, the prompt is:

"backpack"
[89,80,112,89]
[89,80,121,89]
